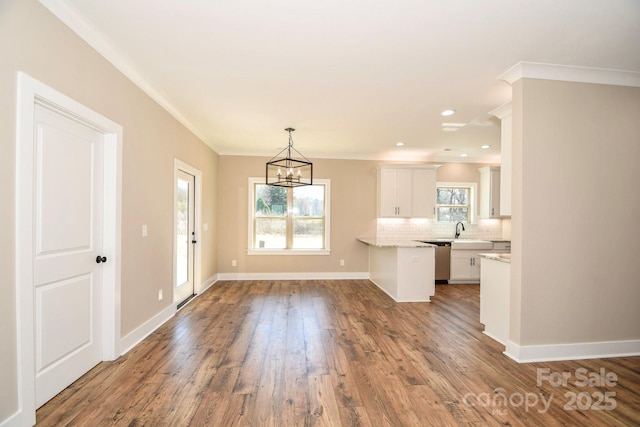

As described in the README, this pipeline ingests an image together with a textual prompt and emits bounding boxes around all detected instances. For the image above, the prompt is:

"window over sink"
[436,182,476,223]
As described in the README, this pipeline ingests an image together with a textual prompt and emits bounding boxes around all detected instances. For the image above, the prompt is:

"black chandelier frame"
[265,128,313,187]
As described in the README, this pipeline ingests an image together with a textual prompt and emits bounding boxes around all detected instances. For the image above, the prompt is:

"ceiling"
[43,0,640,163]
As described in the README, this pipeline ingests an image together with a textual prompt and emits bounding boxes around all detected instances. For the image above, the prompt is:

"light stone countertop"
[479,253,512,263]
[357,238,435,248]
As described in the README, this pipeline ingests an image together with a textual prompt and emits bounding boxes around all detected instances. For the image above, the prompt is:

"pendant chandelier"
[265,127,313,187]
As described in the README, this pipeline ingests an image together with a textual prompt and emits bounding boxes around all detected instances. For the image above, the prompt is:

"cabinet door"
[412,168,436,218]
[489,170,501,217]
[395,169,413,217]
[479,167,500,218]
[378,168,413,217]
[450,251,472,281]
[451,251,483,281]
[470,255,482,279]
[490,102,512,217]
[378,168,399,217]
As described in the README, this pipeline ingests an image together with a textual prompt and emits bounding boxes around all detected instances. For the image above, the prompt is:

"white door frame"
[15,72,122,426]
[173,159,202,304]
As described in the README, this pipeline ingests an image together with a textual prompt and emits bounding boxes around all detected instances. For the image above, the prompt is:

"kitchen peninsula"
[358,238,435,302]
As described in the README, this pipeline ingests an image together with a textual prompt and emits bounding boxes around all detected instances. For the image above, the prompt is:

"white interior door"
[33,104,105,407]
[175,169,196,305]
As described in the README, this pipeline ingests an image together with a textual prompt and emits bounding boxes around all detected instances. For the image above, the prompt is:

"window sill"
[248,249,331,256]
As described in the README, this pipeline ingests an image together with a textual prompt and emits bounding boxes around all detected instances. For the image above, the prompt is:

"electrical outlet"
[142,224,148,237]
[340,259,345,266]
[232,259,237,267]
[158,289,163,301]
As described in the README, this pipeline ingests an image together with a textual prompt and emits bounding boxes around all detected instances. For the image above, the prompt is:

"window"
[436,183,475,222]
[249,178,331,255]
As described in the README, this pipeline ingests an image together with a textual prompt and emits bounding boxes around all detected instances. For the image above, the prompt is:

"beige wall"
[511,78,640,346]
[437,162,490,182]
[0,0,218,421]
[217,156,377,274]
[216,158,496,275]
[3,0,636,422]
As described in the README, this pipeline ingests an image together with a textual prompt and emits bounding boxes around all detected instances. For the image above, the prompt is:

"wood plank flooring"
[37,281,640,426]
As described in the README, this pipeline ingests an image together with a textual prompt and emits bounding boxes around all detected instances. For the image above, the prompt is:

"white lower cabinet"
[368,246,435,302]
[480,257,510,345]
[450,250,482,283]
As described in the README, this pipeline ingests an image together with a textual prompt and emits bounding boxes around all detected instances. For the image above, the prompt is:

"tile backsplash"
[376,218,507,240]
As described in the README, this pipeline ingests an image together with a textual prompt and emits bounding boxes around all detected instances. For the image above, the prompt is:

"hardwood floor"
[37,281,640,426]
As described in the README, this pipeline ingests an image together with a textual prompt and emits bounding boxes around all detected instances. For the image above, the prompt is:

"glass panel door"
[175,169,195,304]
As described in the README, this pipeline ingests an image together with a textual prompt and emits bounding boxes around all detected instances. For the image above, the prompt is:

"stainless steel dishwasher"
[417,241,451,283]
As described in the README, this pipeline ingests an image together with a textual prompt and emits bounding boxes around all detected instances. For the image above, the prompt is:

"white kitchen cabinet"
[378,167,413,217]
[412,168,437,218]
[478,166,501,218]
[377,165,438,218]
[367,244,436,302]
[450,250,483,283]
[489,102,512,216]
[480,256,510,345]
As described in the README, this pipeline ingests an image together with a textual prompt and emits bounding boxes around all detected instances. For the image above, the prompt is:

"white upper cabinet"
[490,102,512,216]
[377,165,439,218]
[378,167,412,217]
[478,166,501,218]
[412,168,437,218]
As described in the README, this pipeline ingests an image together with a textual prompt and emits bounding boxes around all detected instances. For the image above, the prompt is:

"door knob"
[96,255,107,264]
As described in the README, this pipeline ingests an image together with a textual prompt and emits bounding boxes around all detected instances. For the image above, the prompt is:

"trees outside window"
[436,186,471,222]
[250,178,330,253]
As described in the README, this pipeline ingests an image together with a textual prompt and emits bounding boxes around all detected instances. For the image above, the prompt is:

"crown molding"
[488,102,512,119]
[38,0,215,150]
[498,61,640,88]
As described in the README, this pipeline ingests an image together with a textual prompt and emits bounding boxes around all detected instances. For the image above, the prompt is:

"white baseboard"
[119,276,221,356]
[199,274,218,293]
[118,273,366,356]
[504,339,640,363]
[0,410,21,427]
[216,272,369,281]
[119,304,175,355]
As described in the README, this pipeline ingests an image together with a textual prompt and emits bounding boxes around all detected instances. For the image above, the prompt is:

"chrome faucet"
[455,222,465,239]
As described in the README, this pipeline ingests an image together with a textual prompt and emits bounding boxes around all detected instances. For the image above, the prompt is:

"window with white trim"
[436,183,475,223]
[248,178,331,255]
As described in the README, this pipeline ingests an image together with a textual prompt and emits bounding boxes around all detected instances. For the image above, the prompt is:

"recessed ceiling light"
[481,144,491,149]
[396,141,405,147]
[441,109,456,116]
[460,153,468,157]
[442,122,466,127]
[442,128,458,132]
